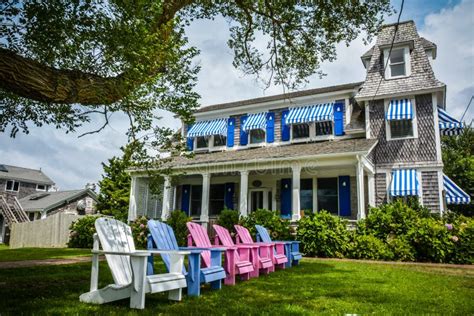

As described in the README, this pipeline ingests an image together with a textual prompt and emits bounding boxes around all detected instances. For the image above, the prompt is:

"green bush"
[68,215,101,248]
[240,209,292,241]
[448,217,474,264]
[386,236,415,261]
[297,211,350,258]
[408,217,453,263]
[165,210,192,247]
[349,234,394,260]
[130,216,149,249]
[216,209,240,235]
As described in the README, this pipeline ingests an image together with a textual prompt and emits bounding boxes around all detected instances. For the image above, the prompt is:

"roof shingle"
[0,164,55,185]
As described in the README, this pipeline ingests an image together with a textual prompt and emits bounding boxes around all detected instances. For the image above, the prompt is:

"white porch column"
[200,173,210,223]
[292,165,301,221]
[128,176,138,222]
[356,158,366,220]
[161,176,171,220]
[239,171,249,217]
[367,173,375,207]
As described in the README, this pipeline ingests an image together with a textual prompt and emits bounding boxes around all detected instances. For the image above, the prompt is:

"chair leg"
[186,253,201,296]
[168,288,182,301]
[210,279,222,290]
[224,274,236,285]
[240,272,250,281]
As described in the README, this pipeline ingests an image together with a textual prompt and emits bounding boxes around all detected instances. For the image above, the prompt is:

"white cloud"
[420,0,474,122]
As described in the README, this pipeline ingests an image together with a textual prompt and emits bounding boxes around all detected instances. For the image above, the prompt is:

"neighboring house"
[127,21,470,226]
[19,189,98,221]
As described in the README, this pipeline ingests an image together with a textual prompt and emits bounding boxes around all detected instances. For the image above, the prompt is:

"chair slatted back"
[95,218,135,286]
[234,225,254,243]
[255,225,272,243]
[147,220,180,272]
[186,222,211,267]
[213,225,241,263]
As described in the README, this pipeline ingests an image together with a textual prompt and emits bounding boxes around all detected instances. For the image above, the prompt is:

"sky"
[0,0,473,190]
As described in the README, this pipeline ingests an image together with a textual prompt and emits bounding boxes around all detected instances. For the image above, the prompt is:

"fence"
[9,212,82,248]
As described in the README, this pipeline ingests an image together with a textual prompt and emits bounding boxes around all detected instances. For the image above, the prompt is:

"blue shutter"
[334,102,344,136]
[224,183,235,210]
[186,124,194,151]
[266,112,275,143]
[281,110,290,141]
[280,178,292,218]
[240,115,248,146]
[181,185,191,215]
[227,118,235,147]
[338,176,351,216]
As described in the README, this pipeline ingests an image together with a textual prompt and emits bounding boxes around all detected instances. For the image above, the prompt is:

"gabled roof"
[195,82,363,114]
[0,164,55,185]
[356,20,445,100]
[361,36,437,61]
[19,189,97,213]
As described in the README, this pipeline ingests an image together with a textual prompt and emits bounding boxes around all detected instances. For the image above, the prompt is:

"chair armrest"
[92,250,150,257]
[236,243,260,249]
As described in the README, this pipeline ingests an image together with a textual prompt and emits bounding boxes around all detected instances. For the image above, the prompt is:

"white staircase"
[0,196,30,226]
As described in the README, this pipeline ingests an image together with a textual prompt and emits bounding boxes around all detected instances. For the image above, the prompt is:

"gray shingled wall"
[375,173,387,206]
[422,171,440,212]
[368,93,437,165]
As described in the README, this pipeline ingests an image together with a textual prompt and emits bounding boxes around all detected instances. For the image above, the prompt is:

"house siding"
[0,179,40,202]
[369,93,437,166]
[422,171,440,212]
[375,173,387,206]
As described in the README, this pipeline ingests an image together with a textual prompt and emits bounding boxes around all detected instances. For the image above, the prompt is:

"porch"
[128,139,378,225]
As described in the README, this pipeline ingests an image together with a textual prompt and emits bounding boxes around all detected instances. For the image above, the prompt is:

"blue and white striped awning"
[187,118,228,138]
[443,174,471,204]
[386,99,413,120]
[285,103,334,124]
[242,112,267,132]
[390,169,419,197]
[439,108,464,136]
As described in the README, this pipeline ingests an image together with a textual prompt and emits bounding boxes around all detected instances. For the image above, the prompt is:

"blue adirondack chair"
[147,220,226,296]
[255,225,302,267]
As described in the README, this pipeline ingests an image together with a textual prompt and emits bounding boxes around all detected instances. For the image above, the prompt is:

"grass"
[0,244,91,262]
[0,258,472,314]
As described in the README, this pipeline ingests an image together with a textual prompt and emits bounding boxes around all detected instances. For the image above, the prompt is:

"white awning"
[187,118,228,138]
[285,103,334,124]
[444,174,470,204]
[390,169,419,197]
[386,99,413,120]
[242,112,267,132]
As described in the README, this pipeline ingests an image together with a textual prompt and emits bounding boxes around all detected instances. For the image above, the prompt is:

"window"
[384,46,410,79]
[292,123,310,139]
[196,136,209,149]
[250,129,265,144]
[6,180,19,192]
[390,119,414,138]
[213,135,227,147]
[317,178,338,215]
[190,185,202,216]
[209,184,225,216]
[36,184,47,191]
[315,122,332,136]
[300,179,313,212]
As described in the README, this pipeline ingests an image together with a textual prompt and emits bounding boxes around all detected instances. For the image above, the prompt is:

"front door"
[249,189,269,212]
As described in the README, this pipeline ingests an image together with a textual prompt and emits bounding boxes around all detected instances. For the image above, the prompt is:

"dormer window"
[286,103,336,142]
[384,46,411,79]
[196,136,209,149]
[250,129,265,144]
[213,135,227,147]
[292,123,310,139]
[187,118,228,151]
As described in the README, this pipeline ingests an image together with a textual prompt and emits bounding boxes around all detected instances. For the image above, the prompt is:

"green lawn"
[0,244,91,262]
[0,258,472,314]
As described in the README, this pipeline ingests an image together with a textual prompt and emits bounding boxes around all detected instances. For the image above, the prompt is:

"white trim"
[432,93,443,162]
[437,170,445,215]
[194,89,357,119]
[356,87,446,102]
[365,101,371,139]
[312,176,318,213]
[417,170,424,206]
[385,97,418,141]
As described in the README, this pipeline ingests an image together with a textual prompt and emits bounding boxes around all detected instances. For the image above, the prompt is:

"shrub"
[349,234,394,261]
[240,209,292,241]
[408,217,453,263]
[165,210,192,247]
[297,211,350,258]
[444,215,474,264]
[130,216,149,249]
[68,215,102,248]
[216,209,240,235]
[386,236,415,261]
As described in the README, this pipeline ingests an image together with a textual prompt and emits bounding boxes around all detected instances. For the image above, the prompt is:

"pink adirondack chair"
[213,224,273,278]
[234,225,288,270]
[187,222,254,285]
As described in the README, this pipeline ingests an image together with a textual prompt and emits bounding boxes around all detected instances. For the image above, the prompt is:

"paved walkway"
[0,256,95,269]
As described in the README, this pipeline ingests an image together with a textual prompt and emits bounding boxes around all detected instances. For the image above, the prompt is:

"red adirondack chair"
[213,224,273,278]
[234,224,288,270]
[187,222,254,285]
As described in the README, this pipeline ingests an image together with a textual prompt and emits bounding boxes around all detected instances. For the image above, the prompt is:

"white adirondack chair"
[79,218,190,309]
